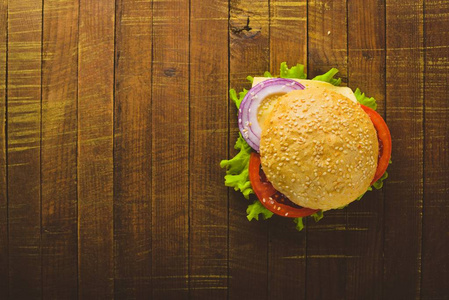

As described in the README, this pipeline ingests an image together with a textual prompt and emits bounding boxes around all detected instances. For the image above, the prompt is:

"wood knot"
[230,16,261,39]
[231,16,252,34]
[164,68,176,77]
[362,51,374,61]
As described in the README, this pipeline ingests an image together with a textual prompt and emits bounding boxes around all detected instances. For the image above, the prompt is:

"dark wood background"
[0,0,448,299]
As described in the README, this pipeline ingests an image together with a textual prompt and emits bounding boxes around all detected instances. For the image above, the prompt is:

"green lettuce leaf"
[293,217,304,231]
[372,171,388,190]
[264,71,273,77]
[220,135,254,199]
[311,210,324,222]
[229,88,248,110]
[352,171,389,202]
[293,209,325,232]
[280,62,307,79]
[312,68,342,86]
[221,88,253,198]
[247,201,274,221]
[354,88,377,110]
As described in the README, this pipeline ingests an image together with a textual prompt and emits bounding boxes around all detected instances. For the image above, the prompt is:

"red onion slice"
[238,78,305,151]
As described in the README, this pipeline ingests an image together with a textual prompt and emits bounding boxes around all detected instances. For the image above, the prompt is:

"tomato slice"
[249,152,319,218]
[360,104,392,184]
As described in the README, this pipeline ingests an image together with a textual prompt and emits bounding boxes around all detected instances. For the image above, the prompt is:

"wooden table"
[0,0,448,299]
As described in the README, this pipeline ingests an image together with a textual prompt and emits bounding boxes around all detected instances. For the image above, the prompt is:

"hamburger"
[221,63,391,231]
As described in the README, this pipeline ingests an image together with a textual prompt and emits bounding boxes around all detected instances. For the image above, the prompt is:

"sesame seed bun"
[259,88,378,210]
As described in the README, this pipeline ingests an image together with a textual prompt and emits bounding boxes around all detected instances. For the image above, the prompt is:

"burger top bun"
[259,88,378,210]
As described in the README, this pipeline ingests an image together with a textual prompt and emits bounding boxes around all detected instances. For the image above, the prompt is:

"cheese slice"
[252,77,358,103]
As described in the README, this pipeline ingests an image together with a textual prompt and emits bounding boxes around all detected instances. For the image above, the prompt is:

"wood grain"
[41,0,78,298]
[384,0,424,298]
[189,0,229,298]
[0,0,7,295]
[113,0,152,298]
[308,0,348,82]
[422,0,449,298]
[78,0,115,298]
[269,0,307,71]
[346,0,386,298]
[7,1,42,298]
[306,0,348,299]
[151,0,190,297]
[268,0,308,299]
[0,0,448,298]
[229,1,269,299]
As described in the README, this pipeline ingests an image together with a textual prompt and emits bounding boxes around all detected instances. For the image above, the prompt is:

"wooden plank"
[384,0,423,298]
[0,0,7,295]
[229,1,269,299]
[189,0,228,298]
[41,0,78,298]
[113,0,152,298]
[78,0,115,298]
[151,0,189,297]
[7,1,42,298]
[306,1,348,299]
[267,0,308,299]
[308,0,348,82]
[269,0,307,71]
[421,0,449,298]
[346,0,385,298]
